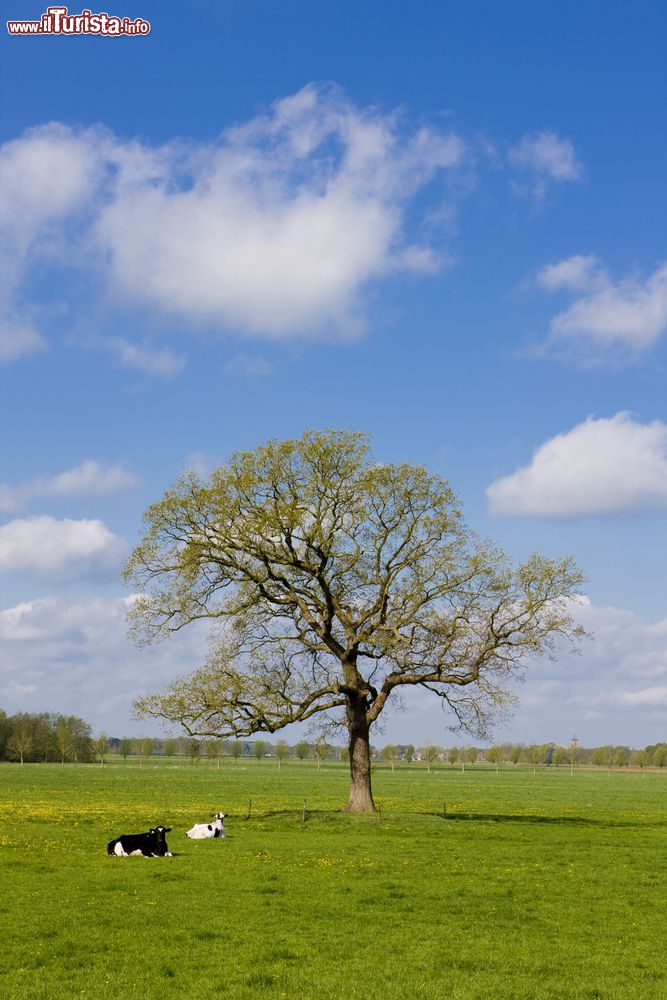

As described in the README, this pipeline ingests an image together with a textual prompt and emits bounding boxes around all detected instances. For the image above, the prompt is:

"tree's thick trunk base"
[346,700,376,812]
[345,784,376,813]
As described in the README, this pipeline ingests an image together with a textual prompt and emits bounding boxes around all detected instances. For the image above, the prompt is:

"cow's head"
[214,813,226,820]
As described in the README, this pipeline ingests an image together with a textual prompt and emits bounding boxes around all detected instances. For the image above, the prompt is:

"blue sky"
[1,1,666,748]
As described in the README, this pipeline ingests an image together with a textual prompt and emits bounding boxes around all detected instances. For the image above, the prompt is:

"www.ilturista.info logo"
[7,6,150,35]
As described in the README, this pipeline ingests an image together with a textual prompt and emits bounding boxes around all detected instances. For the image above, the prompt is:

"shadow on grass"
[247,808,353,820]
[426,811,634,828]
[236,807,662,829]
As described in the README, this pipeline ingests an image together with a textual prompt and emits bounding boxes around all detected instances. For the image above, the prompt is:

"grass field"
[0,760,665,1000]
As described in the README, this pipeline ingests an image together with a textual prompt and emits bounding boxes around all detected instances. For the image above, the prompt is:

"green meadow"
[0,760,665,1000]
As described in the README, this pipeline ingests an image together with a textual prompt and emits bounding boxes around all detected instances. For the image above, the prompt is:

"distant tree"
[652,745,667,768]
[592,745,614,772]
[11,712,44,763]
[96,732,110,766]
[465,747,478,766]
[530,744,548,775]
[275,739,289,768]
[381,744,398,772]
[568,743,581,775]
[163,737,177,760]
[188,738,200,764]
[447,746,459,767]
[404,744,415,764]
[313,738,330,771]
[205,739,223,768]
[295,740,311,762]
[5,713,45,762]
[27,713,53,761]
[632,749,649,773]
[66,716,93,762]
[55,722,74,764]
[614,746,629,769]
[340,746,350,762]
[119,737,134,760]
[486,745,503,773]
[421,744,440,773]
[137,737,155,765]
[253,739,266,763]
[7,728,32,765]
[509,745,523,765]
[552,746,567,768]
[230,740,243,761]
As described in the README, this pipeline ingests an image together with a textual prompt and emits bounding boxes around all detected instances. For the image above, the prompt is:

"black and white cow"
[186,812,226,839]
[107,826,173,857]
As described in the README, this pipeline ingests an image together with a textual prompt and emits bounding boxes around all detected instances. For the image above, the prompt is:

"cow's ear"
[165,828,172,833]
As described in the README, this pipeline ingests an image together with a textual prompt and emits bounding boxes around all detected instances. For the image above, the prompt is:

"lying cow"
[107,826,173,857]
[186,812,226,839]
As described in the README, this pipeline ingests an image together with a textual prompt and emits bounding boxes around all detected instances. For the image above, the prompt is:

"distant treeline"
[0,710,95,764]
[403,741,667,770]
[1,710,665,769]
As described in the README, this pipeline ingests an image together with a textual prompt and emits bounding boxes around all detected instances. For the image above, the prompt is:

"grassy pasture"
[0,760,665,1000]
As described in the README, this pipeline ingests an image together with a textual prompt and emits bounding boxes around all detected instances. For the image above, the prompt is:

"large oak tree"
[126,429,584,812]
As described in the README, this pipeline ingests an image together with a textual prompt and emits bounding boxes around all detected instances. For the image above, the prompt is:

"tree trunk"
[345,697,375,813]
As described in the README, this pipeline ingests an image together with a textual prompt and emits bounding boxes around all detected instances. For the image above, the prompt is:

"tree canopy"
[126,428,585,811]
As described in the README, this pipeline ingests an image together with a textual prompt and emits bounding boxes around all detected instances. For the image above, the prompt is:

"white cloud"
[0,460,138,513]
[536,254,604,293]
[618,685,667,707]
[0,317,46,364]
[487,412,667,517]
[0,594,209,735]
[0,123,109,362]
[37,460,138,498]
[0,516,125,580]
[537,256,667,355]
[508,130,582,194]
[0,86,467,355]
[0,122,104,235]
[93,86,465,337]
[224,353,277,377]
[497,597,667,746]
[105,337,187,378]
